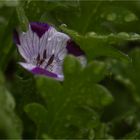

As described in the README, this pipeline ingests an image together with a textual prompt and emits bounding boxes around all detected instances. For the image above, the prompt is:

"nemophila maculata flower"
[14,22,86,81]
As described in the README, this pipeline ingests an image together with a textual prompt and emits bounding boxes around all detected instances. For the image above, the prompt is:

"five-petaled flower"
[14,22,86,81]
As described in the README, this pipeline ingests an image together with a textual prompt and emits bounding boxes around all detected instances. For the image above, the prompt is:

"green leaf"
[24,103,48,137]
[33,56,113,138]
[124,129,140,139]
[1,0,140,139]
[63,55,82,80]
[16,6,29,31]
[0,9,18,71]
[0,84,22,139]
[94,123,114,139]
[10,75,43,138]
[107,48,140,105]
[83,61,108,83]
[0,71,4,85]
[24,103,48,126]
[44,1,102,34]
[0,86,15,110]
[61,27,133,62]
[23,0,78,23]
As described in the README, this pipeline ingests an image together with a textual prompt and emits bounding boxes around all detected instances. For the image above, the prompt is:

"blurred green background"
[1,0,140,139]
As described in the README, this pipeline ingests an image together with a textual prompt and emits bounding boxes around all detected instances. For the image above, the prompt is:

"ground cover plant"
[1,0,140,139]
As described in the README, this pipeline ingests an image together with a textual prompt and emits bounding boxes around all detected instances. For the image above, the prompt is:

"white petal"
[57,48,67,60]
[19,62,36,71]
[45,62,63,81]
[46,31,70,59]
[39,31,48,59]
[39,27,57,59]
[17,44,30,62]
[19,33,32,61]
[53,32,70,54]
[57,74,64,81]
[32,32,40,58]
[27,26,35,57]
[52,64,62,75]
[19,26,41,63]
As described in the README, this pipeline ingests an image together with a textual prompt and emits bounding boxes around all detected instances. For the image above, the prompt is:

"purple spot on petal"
[13,29,20,45]
[66,39,85,56]
[30,22,50,38]
[31,67,58,78]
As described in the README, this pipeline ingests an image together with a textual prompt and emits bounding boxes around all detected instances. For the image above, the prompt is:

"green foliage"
[0,71,22,139]
[1,0,140,139]
[60,27,133,62]
[30,56,113,139]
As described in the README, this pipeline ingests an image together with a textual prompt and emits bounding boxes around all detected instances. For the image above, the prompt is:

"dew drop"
[124,13,137,22]
[107,13,116,21]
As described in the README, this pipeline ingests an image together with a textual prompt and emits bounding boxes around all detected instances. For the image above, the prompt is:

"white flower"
[14,22,86,81]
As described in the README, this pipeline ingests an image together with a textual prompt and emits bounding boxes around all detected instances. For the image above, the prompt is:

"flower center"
[36,50,55,67]
[34,48,63,74]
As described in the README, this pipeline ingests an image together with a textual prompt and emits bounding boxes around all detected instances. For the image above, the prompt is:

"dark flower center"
[46,54,55,67]
[36,50,55,69]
